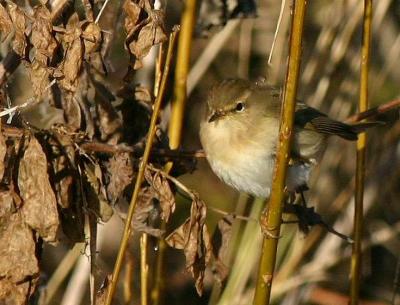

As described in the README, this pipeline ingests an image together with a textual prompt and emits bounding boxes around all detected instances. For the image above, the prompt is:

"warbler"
[199,79,373,198]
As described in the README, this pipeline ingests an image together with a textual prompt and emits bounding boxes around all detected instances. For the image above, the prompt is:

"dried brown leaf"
[0,212,39,283]
[62,94,82,130]
[131,187,163,237]
[0,279,37,305]
[7,3,27,57]
[31,6,58,65]
[123,0,167,69]
[135,85,153,105]
[0,4,12,42]
[29,60,50,97]
[84,162,113,222]
[165,198,212,295]
[53,155,75,209]
[128,11,166,59]
[18,136,59,242]
[211,216,232,283]
[144,169,175,222]
[0,127,6,181]
[57,14,83,92]
[123,0,141,32]
[0,191,14,226]
[82,22,102,54]
[106,152,133,204]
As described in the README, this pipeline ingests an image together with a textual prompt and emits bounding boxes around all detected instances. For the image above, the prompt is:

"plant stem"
[168,0,197,149]
[140,234,149,305]
[152,0,197,303]
[253,1,307,305]
[104,28,179,305]
[350,1,372,304]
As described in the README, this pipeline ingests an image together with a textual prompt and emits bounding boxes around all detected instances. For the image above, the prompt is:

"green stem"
[252,1,307,305]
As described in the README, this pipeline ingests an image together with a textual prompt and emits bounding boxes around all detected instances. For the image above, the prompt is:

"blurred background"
[1,0,400,304]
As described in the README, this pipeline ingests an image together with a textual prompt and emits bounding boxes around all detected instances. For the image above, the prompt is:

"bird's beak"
[208,110,224,123]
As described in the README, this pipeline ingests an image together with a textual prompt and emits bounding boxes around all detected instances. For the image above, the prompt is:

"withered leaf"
[82,22,102,54]
[135,85,153,105]
[0,126,6,181]
[124,0,167,69]
[129,11,166,56]
[7,3,27,57]
[29,60,50,98]
[62,94,82,131]
[0,191,14,225]
[92,78,122,143]
[165,198,212,295]
[18,136,59,242]
[0,212,39,283]
[106,152,133,204]
[0,280,36,305]
[84,162,113,222]
[0,4,12,42]
[144,169,175,223]
[31,6,58,66]
[211,216,232,284]
[131,187,163,237]
[53,153,75,209]
[58,14,83,93]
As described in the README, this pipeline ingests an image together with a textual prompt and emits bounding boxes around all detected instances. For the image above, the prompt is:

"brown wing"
[294,104,358,141]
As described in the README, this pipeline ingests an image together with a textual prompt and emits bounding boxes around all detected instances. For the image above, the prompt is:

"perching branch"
[253,1,307,305]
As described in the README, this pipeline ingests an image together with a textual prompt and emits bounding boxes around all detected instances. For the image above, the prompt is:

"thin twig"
[104,28,179,305]
[253,1,307,305]
[95,0,111,24]
[268,0,287,65]
[350,1,372,304]
[346,98,400,123]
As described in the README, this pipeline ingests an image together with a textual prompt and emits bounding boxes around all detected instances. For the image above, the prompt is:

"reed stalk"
[350,1,372,304]
[253,1,307,304]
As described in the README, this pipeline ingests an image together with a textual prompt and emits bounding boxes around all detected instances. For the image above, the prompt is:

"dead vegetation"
[0,0,399,305]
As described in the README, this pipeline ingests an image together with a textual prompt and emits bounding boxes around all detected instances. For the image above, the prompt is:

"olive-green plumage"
[199,79,373,197]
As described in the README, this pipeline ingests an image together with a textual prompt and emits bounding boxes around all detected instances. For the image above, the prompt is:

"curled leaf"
[144,169,175,222]
[165,198,212,295]
[7,3,27,57]
[18,137,59,242]
[106,152,133,204]
[0,212,39,283]
[123,0,167,69]
[82,22,102,54]
[0,4,12,42]
[31,6,58,65]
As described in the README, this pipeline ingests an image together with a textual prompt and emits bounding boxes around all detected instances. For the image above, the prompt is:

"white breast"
[199,118,278,197]
[199,118,314,197]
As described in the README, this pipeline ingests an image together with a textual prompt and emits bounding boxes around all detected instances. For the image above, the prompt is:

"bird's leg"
[282,188,353,243]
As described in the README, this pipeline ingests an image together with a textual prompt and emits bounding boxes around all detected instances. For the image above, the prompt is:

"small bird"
[199,79,373,198]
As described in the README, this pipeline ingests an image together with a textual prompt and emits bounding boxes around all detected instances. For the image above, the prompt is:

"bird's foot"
[283,203,353,243]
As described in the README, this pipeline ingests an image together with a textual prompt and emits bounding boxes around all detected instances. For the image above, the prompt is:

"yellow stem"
[253,1,307,305]
[350,1,372,304]
[104,28,179,305]
[152,0,197,303]
[140,234,149,305]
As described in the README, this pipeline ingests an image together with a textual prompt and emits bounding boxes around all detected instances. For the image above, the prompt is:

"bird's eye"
[235,102,245,112]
